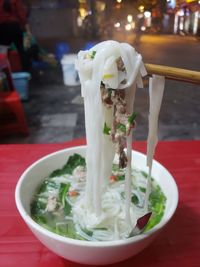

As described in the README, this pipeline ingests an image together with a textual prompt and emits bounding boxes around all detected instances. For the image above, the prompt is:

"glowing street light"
[116,0,122,3]
[144,11,151,27]
[138,5,144,12]
[131,22,135,30]
[127,15,133,23]
[125,24,132,31]
[114,22,121,28]
[144,11,151,18]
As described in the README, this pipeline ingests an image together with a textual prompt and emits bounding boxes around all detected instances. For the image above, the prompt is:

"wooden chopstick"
[145,63,200,85]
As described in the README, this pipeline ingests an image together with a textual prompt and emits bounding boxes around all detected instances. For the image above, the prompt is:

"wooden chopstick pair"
[145,64,200,85]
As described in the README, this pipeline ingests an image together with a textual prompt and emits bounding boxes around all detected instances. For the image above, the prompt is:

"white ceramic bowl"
[15,146,178,265]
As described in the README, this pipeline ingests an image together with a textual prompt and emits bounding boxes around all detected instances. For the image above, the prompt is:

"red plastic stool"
[0,54,29,136]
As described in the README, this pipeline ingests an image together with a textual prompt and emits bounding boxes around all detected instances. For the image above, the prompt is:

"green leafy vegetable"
[59,183,70,206]
[55,222,70,236]
[66,153,86,171]
[38,180,59,193]
[149,186,166,212]
[50,154,86,177]
[64,201,72,215]
[103,122,111,135]
[31,199,46,214]
[31,153,167,241]
[128,112,137,124]
[144,185,166,232]
[55,220,85,240]
[32,214,47,225]
[59,183,72,215]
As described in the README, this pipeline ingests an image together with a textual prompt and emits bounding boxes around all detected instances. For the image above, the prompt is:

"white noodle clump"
[74,40,164,240]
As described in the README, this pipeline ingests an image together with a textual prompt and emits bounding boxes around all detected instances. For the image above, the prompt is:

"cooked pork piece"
[46,194,57,212]
[116,57,125,71]
[101,58,136,169]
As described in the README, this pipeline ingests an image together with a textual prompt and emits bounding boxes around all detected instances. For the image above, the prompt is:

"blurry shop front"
[173,0,200,35]
[28,0,79,45]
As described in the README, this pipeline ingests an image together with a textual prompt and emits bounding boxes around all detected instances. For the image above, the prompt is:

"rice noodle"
[145,75,165,211]
[124,83,137,228]
[75,40,164,240]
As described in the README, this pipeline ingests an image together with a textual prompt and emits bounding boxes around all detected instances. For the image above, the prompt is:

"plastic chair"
[0,53,29,136]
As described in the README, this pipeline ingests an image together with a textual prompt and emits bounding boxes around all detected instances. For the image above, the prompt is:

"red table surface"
[0,139,200,267]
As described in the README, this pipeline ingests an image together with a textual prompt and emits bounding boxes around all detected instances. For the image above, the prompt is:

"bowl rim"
[15,145,179,248]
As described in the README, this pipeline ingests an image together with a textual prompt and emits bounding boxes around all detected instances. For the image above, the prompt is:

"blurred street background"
[0,0,200,143]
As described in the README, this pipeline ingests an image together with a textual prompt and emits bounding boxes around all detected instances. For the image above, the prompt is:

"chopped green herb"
[117,123,126,133]
[82,228,93,237]
[128,112,137,124]
[121,192,125,199]
[108,88,112,97]
[117,175,125,181]
[90,50,96,59]
[139,186,146,193]
[112,164,120,172]
[93,227,108,231]
[101,81,105,87]
[103,122,111,135]
[131,194,139,205]
[141,171,148,178]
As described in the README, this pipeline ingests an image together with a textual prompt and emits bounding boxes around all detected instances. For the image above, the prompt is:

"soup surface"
[31,153,166,241]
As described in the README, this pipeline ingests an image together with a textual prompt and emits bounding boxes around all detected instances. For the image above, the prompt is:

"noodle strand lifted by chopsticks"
[75,41,165,237]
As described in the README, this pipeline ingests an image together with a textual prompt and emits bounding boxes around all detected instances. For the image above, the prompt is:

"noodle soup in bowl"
[15,145,178,265]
